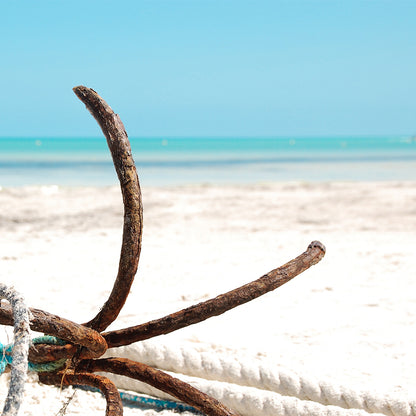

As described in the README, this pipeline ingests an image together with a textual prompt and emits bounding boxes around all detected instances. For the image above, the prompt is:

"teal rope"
[120,390,203,414]
[0,336,68,374]
[77,385,203,414]
[1,337,203,413]
[0,344,13,374]
[32,336,66,346]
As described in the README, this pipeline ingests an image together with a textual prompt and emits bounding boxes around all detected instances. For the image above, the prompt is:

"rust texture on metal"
[0,304,107,359]
[39,371,123,416]
[0,86,326,416]
[78,358,239,416]
[73,86,143,333]
[103,241,326,348]
[28,344,77,364]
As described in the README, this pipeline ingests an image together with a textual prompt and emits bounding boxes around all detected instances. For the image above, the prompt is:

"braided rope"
[0,284,30,416]
[104,370,386,416]
[106,340,415,416]
[0,297,410,416]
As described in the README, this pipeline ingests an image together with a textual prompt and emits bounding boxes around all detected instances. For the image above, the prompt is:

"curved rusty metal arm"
[0,305,107,359]
[103,241,326,348]
[0,242,325,362]
[73,86,143,333]
[39,371,122,416]
[78,358,239,416]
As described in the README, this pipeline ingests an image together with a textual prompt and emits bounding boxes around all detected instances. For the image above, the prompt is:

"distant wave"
[0,136,415,185]
[0,152,415,169]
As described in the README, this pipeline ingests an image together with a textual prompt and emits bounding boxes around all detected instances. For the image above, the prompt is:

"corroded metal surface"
[0,86,326,416]
[103,241,326,348]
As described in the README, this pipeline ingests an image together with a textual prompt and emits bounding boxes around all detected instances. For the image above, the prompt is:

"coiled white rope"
[106,370,388,416]
[104,340,415,416]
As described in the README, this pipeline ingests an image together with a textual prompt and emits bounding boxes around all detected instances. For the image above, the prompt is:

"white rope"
[0,284,30,416]
[105,340,415,416]
[103,370,387,416]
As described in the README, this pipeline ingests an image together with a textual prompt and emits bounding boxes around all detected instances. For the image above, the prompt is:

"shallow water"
[0,136,415,186]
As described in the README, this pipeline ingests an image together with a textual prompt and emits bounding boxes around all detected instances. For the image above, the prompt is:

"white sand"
[0,181,415,414]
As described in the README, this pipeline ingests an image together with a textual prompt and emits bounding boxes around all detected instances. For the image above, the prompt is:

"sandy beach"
[0,181,415,415]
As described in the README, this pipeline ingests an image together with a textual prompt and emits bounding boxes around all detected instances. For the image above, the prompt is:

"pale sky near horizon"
[1,0,416,138]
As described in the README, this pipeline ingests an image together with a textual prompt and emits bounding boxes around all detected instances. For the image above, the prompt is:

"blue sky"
[1,0,416,138]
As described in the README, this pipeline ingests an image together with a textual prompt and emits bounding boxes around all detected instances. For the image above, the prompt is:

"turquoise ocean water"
[0,136,415,186]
